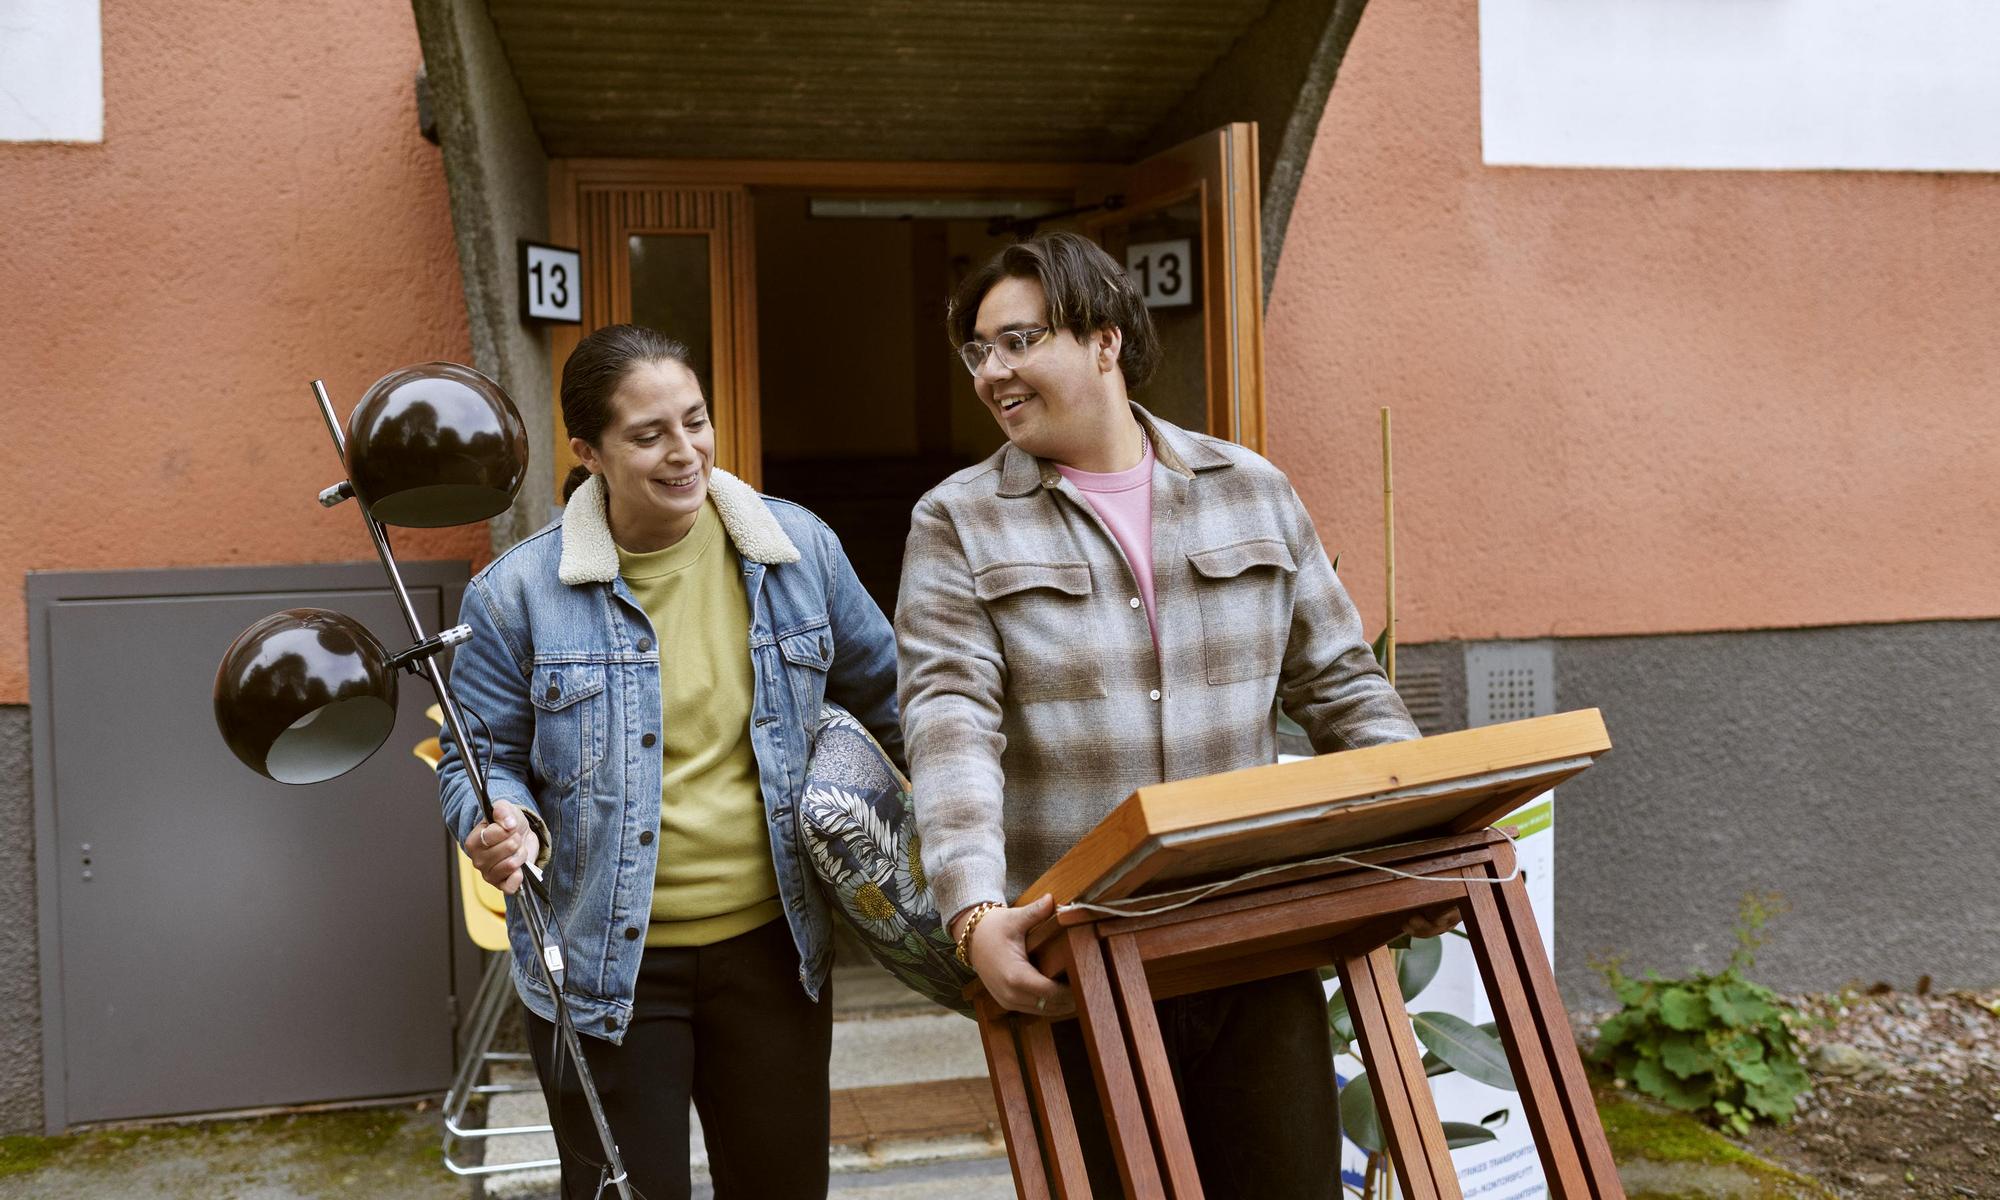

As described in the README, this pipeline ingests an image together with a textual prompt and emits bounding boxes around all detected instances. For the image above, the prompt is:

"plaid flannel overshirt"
[895,407,1419,922]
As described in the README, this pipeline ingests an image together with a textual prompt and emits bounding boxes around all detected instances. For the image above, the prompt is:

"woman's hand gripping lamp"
[211,365,634,1199]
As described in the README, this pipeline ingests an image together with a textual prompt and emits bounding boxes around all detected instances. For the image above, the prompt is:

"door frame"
[548,153,1266,491]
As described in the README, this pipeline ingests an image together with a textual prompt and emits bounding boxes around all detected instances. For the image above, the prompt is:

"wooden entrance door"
[1079,122,1266,453]
[549,175,761,489]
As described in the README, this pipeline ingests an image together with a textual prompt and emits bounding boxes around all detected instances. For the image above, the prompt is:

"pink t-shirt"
[1057,440,1158,634]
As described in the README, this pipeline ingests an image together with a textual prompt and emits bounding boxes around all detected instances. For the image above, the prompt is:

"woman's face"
[572,358,715,551]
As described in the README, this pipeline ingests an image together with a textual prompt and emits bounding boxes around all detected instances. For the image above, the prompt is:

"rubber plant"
[1328,935,1517,1198]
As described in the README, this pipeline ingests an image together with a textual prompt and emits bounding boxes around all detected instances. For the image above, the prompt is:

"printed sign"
[1125,239,1194,308]
[519,241,582,324]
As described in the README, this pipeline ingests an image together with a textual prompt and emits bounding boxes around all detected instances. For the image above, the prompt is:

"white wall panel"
[0,0,102,143]
[1481,0,2000,170]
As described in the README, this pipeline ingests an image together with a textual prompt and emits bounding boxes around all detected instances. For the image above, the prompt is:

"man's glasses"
[958,326,1052,377]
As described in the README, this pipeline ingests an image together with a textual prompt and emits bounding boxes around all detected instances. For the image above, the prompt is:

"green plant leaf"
[1632,1058,1712,1111]
[1371,627,1391,668]
[1732,1060,1775,1088]
[1660,1031,1717,1080]
[1327,990,1354,1044]
[1658,986,1710,1031]
[1339,1074,1383,1153]
[1398,936,1444,1002]
[1707,980,1777,1028]
[1726,1033,1767,1064]
[1609,973,1650,1008]
[1421,1051,1451,1077]
[1412,1011,1516,1091]
[1442,1122,1498,1149]
[1479,1108,1510,1128]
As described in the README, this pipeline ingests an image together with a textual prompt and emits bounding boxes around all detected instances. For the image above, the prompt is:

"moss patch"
[0,1134,76,1178]
[0,1104,463,1199]
[1595,1079,1837,1199]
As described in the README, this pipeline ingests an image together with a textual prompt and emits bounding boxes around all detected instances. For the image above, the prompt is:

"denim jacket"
[438,470,902,1043]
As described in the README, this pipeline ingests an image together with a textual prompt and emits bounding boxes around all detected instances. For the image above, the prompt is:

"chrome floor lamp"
[212,364,633,1199]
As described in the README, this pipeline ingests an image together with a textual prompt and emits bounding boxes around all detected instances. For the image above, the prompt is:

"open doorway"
[548,126,1267,611]
[751,188,1073,612]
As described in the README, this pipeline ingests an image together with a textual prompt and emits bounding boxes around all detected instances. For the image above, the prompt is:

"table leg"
[1337,945,1463,1200]
[1019,1015,1095,1199]
[1068,925,1167,1199]
[1105,935,1205,1200]
[976,998,1055,1200]
[1459,861,1620,1199]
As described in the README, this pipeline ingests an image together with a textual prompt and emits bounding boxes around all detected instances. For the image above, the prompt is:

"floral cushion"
[801,703,975,1016]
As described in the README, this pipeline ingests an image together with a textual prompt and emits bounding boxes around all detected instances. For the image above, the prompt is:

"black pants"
[1054,968,1340,1200]
[524,917,833,1200]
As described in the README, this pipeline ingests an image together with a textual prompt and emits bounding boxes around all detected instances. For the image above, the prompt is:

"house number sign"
[1125,239,1194,308]
[520,241,582,324]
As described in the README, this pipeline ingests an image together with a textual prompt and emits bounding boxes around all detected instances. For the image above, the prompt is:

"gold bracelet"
[954,901,1005,966]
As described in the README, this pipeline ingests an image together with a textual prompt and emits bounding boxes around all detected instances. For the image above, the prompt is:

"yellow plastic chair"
[416,707,558,1179]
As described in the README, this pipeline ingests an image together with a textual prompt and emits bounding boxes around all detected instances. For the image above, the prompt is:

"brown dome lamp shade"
[214,609,400,784]
[344,362,529,528]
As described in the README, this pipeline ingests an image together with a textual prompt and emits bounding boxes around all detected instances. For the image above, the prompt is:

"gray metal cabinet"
[29,563,473,1130]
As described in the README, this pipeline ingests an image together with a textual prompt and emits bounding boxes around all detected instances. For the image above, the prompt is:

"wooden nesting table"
[967,710,1626,1200]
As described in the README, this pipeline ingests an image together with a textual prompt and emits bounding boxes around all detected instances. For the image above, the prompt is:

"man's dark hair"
[946,232,1161,391]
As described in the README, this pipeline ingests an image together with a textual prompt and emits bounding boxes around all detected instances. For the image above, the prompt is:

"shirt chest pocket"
[530,664,608,791]
[777,621,834,719]
[974,561,1107,704]
[1188,539,1297,685]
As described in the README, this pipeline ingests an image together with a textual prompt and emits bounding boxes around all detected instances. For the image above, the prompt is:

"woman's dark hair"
[946,232,1161,391]
[560,324,696,501]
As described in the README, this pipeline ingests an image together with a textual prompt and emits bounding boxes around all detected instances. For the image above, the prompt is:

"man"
[896,232,1420,1197]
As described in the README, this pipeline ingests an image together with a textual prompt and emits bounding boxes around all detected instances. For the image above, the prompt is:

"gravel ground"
[1579,986,2000,1198]
[1741,987,2000,1198]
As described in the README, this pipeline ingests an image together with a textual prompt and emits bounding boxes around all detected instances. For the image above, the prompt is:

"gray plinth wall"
[1398,620,2000,1005]
[1546,621,2000,1003]
[0,704,38,1134]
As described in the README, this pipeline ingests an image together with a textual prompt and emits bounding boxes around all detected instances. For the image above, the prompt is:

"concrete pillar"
[410,0,555,552]
[1143,0,1371,302]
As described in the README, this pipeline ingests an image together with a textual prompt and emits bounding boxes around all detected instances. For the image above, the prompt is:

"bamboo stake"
[1381,407,1396,686]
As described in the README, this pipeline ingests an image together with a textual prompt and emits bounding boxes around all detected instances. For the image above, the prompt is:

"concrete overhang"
[492,0,1282,162]
[410,0,1368,547]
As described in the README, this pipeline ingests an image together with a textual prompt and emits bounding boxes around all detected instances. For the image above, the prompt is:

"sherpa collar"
[557,469,801,585]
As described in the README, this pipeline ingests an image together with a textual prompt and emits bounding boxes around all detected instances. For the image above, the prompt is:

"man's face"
[572,358,715,549]
[969,276,1119,462]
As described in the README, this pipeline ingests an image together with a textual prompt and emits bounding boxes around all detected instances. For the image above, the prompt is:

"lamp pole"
[311,380,633,1200]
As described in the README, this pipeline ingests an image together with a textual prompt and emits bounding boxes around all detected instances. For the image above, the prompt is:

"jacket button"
[639,830,654,845]
[545,684,559,701]
[1129,596,1141,609]
[638,637,652,652]
[1150,689,1162,701]
[624,927,640,940]
[642,732,657,748]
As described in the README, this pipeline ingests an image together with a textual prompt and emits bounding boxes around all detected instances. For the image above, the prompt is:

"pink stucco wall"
[1267,3,2000,644]
[10,2,1994,706]
[0,1,481,703]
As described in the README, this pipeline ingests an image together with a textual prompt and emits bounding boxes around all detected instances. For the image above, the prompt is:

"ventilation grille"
[1465,643,1555,728]
[1393,662,1448,735]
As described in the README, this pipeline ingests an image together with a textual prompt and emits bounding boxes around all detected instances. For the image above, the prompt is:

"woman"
[436,323,902,1200]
